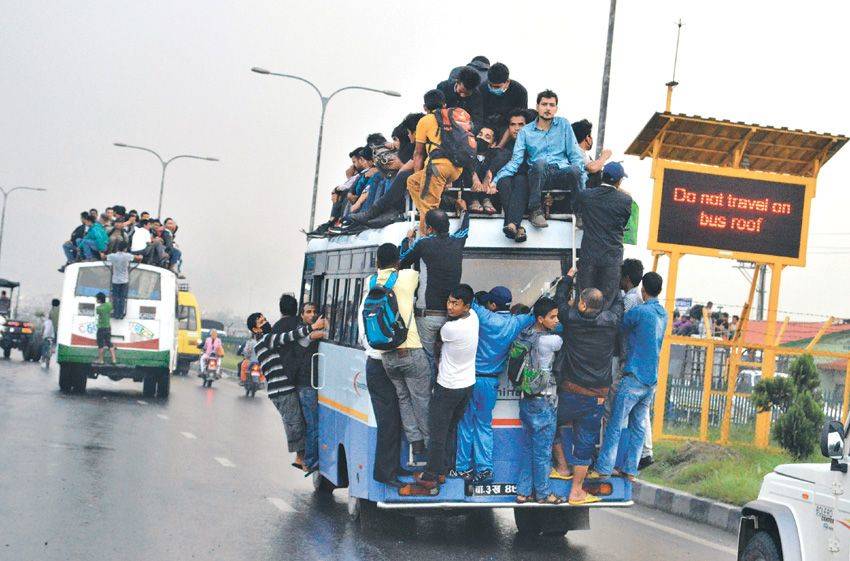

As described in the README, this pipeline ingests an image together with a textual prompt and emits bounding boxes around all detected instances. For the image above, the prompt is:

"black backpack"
[428,107,477,170]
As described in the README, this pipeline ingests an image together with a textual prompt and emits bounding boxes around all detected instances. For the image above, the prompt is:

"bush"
[752,354,824,460]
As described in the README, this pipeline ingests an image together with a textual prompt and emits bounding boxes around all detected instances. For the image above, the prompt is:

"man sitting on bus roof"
[400,199,470,382]
[374,243,431,463]
[574,162,633,311]
[455,286,535,483]
[492,90,587,229]
[571,119,612,190]
[248,302,326,473]
[551,268,623,505]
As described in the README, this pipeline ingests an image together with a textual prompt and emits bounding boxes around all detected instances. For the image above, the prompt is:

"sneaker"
[529,209,548,228]
[638,455,654,470]
[502,224,517,239]
[58,265,66,273]
[473,469,494,484]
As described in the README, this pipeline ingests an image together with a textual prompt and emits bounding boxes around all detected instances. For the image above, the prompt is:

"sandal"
[538,493,565,505]
[468,199,484,213]
[613,469,636,482]
[482,198,496,215]
[516,494,533,504]
[502,224,517,239]
[515,227,527,243]
[569,494,602,506]
[549,467,573,481]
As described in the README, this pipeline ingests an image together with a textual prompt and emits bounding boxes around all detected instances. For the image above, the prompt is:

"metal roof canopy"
[626,112,848,177]
[0,279,20,289]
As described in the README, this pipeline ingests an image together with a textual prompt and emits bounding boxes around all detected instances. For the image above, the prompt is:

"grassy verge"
[220,342,242,371]
[639,439,822,506]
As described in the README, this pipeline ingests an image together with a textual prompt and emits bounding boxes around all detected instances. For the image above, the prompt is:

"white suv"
[737,418,850,560]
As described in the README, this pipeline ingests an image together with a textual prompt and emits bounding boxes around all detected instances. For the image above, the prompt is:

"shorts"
[96,327,113,349]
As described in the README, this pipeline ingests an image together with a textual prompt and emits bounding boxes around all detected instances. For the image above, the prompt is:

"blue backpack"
[362,271,410,350]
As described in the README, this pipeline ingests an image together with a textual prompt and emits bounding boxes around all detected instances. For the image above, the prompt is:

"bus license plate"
[466,483,516,497]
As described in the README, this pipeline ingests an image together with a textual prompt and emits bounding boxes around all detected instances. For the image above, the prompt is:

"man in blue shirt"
[492,90,587,229]
[592,272,668,480]
[455,286,534,483]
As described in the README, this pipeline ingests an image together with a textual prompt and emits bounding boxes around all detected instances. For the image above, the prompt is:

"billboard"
[649,162,813,265]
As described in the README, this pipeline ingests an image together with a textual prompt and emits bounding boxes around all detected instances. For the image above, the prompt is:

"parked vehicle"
[176,286,202,376]
[56,262,177,397]
[200,352,221,388]
[0,278,37,360]
[737,416,850,560]
[243,362,263,397]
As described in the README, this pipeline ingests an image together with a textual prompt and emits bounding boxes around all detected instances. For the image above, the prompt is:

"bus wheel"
[313,472,335,494]
[348,496,380,531]
[142,373,156,398]
[514,508,544,536]
[156,370,170,399]
[59,364,74,393]
[3,347,11,359]
[73,368,88,394]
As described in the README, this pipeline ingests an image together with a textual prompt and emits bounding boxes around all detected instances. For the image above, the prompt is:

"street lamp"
[251,67,401,231]
[0,186,47,270]
[112,143,219,218]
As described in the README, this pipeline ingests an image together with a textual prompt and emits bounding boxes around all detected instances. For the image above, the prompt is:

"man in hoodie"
[454,286,534,483]
[78,214,108,260]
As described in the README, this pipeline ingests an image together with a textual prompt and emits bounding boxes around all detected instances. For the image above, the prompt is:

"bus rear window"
[75,266,162,301]
[460,256,564,306]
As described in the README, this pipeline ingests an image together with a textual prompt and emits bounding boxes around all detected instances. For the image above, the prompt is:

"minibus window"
[177,305,197,331]
[461,256,564,306]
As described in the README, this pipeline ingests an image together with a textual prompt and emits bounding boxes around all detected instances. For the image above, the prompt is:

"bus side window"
[333,279,350,343]
[324,278,339,341]
[345,278,363,347]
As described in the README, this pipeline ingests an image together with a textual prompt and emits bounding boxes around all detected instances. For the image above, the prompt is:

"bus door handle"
[311,352,325,390]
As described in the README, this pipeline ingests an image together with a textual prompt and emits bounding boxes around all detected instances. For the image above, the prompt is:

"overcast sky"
[2,1,849,324]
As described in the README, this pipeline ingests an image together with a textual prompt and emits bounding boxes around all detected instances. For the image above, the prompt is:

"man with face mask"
[479,62,529,133]
[248,304,327,471]
[460,126,500,214]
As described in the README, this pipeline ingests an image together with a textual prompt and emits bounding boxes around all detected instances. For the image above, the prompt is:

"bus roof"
[64,261,177,278]
[305,217,580,254]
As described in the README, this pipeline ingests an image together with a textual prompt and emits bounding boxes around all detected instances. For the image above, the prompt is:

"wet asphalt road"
[0,359,739,561]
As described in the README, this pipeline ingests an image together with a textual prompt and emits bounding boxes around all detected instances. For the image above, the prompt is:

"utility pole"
[666,19,685,112]
[595,0,617,159]
[756,265,767,320]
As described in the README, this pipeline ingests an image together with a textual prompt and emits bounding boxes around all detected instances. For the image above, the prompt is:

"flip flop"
[291,462,304,470]
[303,466,318,477]
[549,468,573,481]
[569,494,602,506]
[538,493,565,505]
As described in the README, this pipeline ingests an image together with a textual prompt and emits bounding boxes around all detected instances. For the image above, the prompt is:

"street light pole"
[251,67,401,231]
[0,186,47,270]
[596,0,617,159]
[113,143,219,217]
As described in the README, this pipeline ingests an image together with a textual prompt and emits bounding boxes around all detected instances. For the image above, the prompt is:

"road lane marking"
[607,509,736,557]
[215,457,235,467]
[180,432,197,440]
[137,400,148,405]
[267,497,296,512]
[157,414,169,420]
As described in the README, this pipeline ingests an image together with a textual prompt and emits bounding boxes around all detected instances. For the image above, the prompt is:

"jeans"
[606,370,654,459]
[422,383,472,480]
[169,247,182,270]
[556,391,604,466]
[79,239,101,260]
[62,241,78,263]
[517,397,557,497]
[366,357,403,482]
[455,376,499,472]
[352,169,412,224]
[298,387,319,470]
[497,175,529,228]
[576,260,621,311]
[527,159,582,212]
[271,392,305,454]
[416,315,447,383]
[40,337,54,362]
[595,375,654,476]
[381,348,431,444]
[111,283,128,319]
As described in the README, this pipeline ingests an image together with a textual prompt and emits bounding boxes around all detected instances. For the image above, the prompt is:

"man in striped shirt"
[247,311,326,470]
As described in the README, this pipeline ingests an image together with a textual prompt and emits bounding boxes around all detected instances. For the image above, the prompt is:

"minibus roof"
[305,218,580,254]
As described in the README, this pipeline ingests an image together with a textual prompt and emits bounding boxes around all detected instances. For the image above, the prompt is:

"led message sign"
[653,166,809,262]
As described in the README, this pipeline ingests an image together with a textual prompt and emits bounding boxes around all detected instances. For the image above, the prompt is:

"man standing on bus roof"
[415,284,479,490]
[400,198,470,382]
[374,243,431,462]
[455,286,534,483]
[249,302,327,472]
[574,161,633,310]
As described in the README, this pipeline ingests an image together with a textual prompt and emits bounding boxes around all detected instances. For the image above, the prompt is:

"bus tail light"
[208,359,218,369]
[5,321,20,327]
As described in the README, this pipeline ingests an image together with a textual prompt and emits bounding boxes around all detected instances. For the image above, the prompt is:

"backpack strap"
[383,270,399,290]
[369,274,378,289]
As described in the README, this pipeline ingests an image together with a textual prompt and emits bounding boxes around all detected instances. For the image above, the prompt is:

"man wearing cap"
[574,161,633,310]
[455,286,535,483]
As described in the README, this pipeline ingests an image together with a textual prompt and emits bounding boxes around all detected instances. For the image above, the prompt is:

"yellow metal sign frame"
[648,160,815,267]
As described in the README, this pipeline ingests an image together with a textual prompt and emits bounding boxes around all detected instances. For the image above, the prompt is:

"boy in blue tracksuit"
[454,286,535,483]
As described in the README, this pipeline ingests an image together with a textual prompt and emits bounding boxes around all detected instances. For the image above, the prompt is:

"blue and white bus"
[299,215,633,535]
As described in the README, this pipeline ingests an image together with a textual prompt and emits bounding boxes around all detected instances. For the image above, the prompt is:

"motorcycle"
[243,361,264,397]
[200,352,221,388]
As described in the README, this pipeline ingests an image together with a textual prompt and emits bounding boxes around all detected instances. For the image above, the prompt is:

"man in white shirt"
[415,284,479,490]
[130,219,153,257]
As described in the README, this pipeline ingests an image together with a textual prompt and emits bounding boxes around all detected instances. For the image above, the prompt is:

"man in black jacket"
[551,268,623,505]
[436,66,484,129]
[59,212,91,271]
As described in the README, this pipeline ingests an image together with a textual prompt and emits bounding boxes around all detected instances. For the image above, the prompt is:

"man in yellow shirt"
[407,89,470,234]
[374,242,430,462]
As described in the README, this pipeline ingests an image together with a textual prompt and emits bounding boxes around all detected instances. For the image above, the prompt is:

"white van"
[738,417,850,560]
[56,262,177,398]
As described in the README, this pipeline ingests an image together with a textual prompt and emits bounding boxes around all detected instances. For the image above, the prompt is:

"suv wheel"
[740,531,781,561]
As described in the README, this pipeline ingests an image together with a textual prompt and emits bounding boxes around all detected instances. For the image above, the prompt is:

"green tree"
[752,354,825,459]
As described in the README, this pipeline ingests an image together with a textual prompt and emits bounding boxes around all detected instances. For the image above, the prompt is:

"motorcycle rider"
[200,328,225,375]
